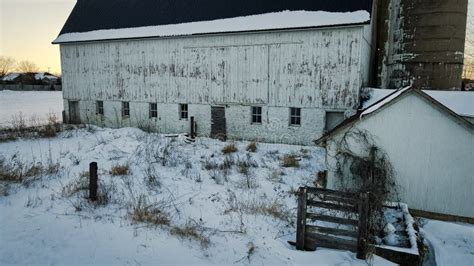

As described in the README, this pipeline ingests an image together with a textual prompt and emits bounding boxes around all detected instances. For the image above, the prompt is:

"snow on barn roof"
[54,11,370,44]
[53,0,373,44]
[363,88,474,118]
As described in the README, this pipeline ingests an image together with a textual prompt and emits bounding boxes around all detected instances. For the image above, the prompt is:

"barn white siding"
[326,92,474,217]
[60,25,370,144]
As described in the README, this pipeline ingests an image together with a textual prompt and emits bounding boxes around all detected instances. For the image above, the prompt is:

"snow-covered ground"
[0,127,395,265]
[422,219,474,266]
[0,90,63,128]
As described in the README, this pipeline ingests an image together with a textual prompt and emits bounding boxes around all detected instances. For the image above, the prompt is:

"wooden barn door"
[68,101,81,124]
[211,106,226,140]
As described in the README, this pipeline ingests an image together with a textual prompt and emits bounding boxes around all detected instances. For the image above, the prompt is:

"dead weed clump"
[222,143,238,154]
[171,222,210,248]
[0,156,52,185]
[248,200,292,223]
[246,142,257,153]
[110,164,129,176]
[61,174,89,197]
[225,197,293,224]
[130,196,170,226]
[281,154,300,168]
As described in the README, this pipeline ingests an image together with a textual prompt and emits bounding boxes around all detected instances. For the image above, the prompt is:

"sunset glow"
[0,0,473,77]
[0,0,75,74]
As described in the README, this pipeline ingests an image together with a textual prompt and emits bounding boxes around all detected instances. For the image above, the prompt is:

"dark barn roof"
[59,0,373,35]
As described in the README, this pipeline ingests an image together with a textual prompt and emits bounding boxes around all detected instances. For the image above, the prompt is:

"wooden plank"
[409,208,474,224]
[296,187,307,250]
[306,225,358,238]
[374,246,421,266]
[307,200,358,213]
[306,213,359,226]
[305,187,359,198]
[306,232,357,252]
[316,194,359,206]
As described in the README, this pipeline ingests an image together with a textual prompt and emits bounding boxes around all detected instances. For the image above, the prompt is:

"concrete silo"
[375,0,468,90]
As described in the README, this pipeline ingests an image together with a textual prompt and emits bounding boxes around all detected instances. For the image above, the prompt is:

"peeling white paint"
[61,25,371,144]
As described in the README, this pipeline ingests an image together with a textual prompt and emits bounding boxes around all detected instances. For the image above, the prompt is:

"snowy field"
[422,219,474,266]
[0,90,63,128]
[0,127,398,265]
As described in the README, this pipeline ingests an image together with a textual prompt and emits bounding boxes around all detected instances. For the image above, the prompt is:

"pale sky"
[0,0,75,74]
[0,0,473,75]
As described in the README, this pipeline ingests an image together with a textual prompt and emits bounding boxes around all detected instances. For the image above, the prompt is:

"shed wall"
[326,93,474,217]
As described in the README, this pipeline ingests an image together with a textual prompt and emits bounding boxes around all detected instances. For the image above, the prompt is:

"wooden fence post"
[89,162,98,201]
[296,187,308,250]
[357,192,369,259]
[190,116,195,139]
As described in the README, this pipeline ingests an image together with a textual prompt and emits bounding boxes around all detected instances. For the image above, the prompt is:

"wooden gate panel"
[294,187,369,259]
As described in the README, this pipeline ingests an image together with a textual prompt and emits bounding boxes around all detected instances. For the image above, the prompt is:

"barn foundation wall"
[64,99,338,145]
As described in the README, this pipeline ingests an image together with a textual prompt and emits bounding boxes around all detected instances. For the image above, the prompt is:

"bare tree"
[0,56,16,77]
[16,60,39,73]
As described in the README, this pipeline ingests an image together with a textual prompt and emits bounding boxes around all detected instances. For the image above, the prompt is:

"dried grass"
[281,154,300,168]
[246,142,257,153]
[131,204,170,226]
[170,222,210,248]
[110,164,129,176]
[222,143,238,154]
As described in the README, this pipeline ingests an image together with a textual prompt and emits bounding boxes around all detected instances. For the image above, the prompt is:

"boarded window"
[149,103,158,118]
[97,101,104,115]
[290,108,301,126]
[251,106,262,124]
[180,104,188,120]
[325,111,345,131]
[122,102,130,117]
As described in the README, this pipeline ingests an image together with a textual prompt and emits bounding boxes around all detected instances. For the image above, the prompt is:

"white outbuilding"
[317,88,474,219]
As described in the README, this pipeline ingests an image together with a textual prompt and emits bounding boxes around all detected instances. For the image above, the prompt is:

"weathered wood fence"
[295,187,369,259]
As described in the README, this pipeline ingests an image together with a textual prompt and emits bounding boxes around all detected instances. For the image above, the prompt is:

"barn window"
[180,104,188,120]
[149,103,158,118]
[96,101,104,115]
[290,108,301,126]
[122,102,130,117]
[251,106,262,124]
[325,111,345,131]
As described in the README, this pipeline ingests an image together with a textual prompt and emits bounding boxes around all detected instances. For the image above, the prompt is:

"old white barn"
[53,0,374,145]
[317,88,474,219]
